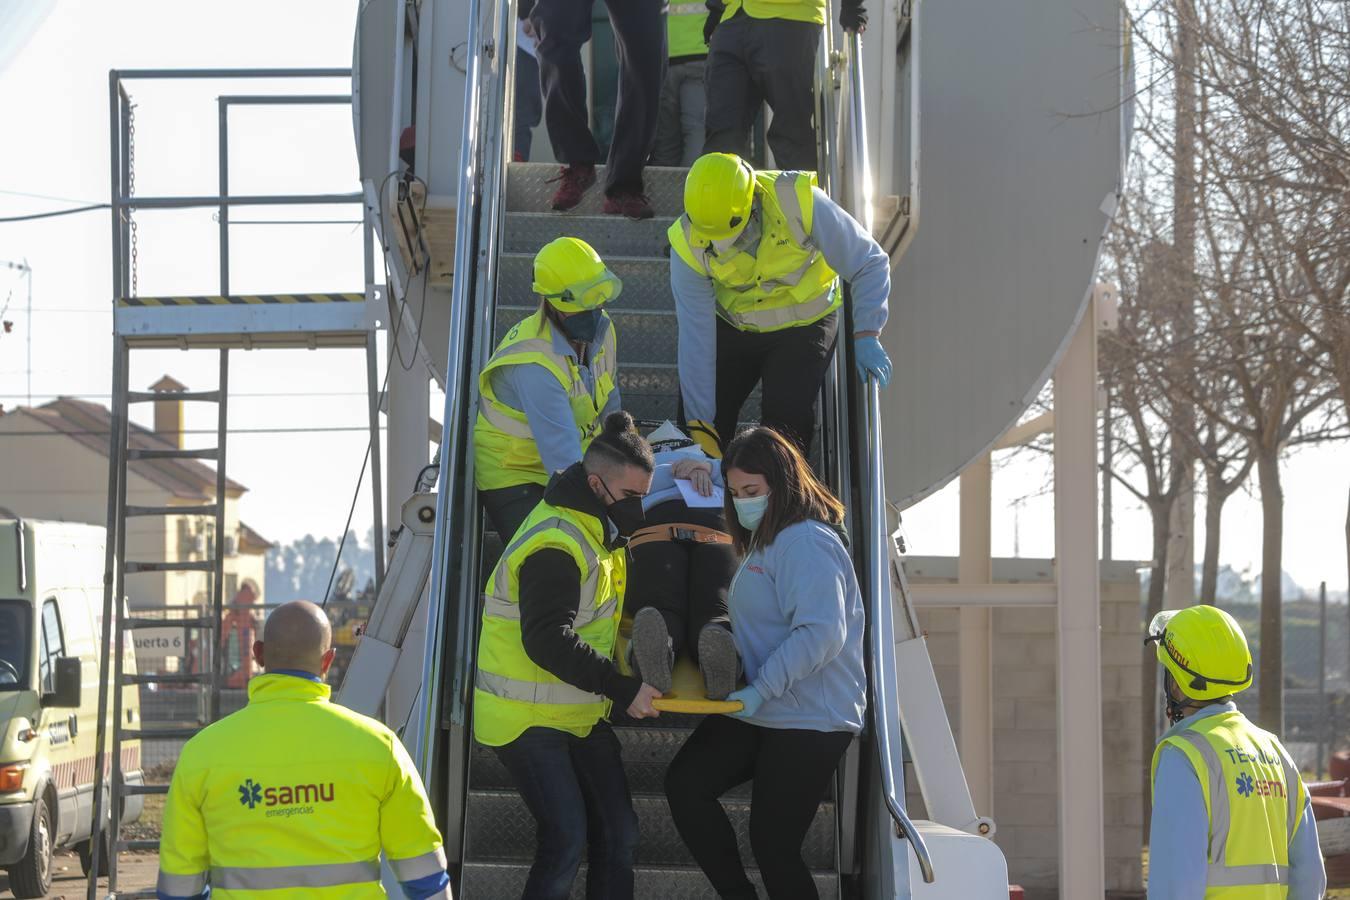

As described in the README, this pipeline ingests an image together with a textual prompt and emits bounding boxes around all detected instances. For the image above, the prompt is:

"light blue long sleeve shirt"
[672,186,891,425]
[729,519,866,733]
[643,445,724,511]
[1148,702,1326,900]
[488,316,621,475]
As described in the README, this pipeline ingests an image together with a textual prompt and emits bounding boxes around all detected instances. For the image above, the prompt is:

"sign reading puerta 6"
[132,627,188,662]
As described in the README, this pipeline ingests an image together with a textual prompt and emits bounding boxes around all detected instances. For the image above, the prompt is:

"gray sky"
[0,0,1344,594]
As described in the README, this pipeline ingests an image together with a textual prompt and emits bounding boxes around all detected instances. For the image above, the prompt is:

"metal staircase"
[453,162,828,897]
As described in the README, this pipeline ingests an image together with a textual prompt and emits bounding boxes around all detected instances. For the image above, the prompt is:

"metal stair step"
[125,559,215,573]
[109,889,158,899]
[127,389,221,403]
[117,839,161,852]
[120,725,201,741]
[497,254,673,313]
[122,782,170,796]
[465,789,835,869]
[471,727,751,798]
[125,503,221,518]
[502,212,677,258]
[127,447,219,461]
[121,671,212,686]
[506,163,687,218]
[459,862,839,899]
[122,616,215,630]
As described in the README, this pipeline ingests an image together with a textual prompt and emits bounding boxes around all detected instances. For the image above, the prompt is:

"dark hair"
[721,426,844,553]
[583,411,654,475]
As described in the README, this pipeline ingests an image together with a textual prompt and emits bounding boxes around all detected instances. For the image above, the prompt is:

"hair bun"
[603,410,636,436]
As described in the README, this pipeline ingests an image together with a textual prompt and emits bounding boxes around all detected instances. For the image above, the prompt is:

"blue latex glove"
[727,685,765,719]
[854,335,892,387]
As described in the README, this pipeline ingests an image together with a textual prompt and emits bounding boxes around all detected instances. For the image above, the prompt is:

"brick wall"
[901,557,1144,899]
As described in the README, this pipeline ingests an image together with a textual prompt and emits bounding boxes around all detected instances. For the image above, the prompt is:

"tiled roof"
[15,397,247,500]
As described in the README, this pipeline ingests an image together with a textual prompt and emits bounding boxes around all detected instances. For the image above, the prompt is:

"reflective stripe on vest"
[482,519,617,628]
[476,669,603,706]
[387,848,448,883]
[210,860,381,891]
[670,171,839,334]
[158,872,208,896]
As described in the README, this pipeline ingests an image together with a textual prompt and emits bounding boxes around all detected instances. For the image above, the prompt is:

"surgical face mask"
[733,493,770,531]
[595,476,646,538]
[560,308,603,343]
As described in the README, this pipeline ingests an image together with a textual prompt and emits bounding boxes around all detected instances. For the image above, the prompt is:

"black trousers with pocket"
[713,311,838,455]
[665,715,852,899]
[625,500,736,662]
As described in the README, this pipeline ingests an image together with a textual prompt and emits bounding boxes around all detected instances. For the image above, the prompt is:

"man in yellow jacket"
[1146,605,1325,899]
[157,601,450,900]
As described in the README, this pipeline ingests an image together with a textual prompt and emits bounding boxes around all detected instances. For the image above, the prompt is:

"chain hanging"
[128,102,139,297]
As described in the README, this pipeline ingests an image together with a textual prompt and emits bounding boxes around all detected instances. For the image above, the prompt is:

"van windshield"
[0,600,30,690]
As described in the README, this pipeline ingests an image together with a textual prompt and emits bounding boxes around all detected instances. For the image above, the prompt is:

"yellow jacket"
[157,672,448,899]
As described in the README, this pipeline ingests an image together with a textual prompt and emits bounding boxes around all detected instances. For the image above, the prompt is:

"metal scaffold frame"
[88,68,387,900]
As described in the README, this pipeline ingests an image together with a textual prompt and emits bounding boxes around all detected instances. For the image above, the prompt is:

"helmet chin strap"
[1162,671,1234,725]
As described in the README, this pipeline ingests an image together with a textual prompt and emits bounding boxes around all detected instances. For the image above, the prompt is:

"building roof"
[150,374,189,392]
[13,397,247,500]
[238,521,273,554]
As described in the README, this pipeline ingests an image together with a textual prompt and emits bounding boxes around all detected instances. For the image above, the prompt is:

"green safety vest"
[668,170,840,333]
[473,499,627,747]
[473,308,617,491]
[668,2,709,58]
[722,0,824,25]
[1150,709,1307,898]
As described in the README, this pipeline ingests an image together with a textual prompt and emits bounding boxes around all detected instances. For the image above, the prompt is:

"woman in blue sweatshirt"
[664,426,867,900]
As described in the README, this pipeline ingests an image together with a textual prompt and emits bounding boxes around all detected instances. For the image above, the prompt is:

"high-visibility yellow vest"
[668,2,709,58]
[474,309,618,491]
[157,674,445,899]
[668,170,840,333]
[722,0,825,26]
[473,497,626,747]
[1150,709,1307,898]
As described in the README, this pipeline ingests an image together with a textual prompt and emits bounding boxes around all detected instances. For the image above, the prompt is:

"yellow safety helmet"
[533,237,623,313]
[684,152,757,246]
[1147,605,1253,701]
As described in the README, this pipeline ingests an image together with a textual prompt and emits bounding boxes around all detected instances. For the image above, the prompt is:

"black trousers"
[713,312,838,455]
[665,716,852,899]
[531,0,666,195]
[482,482,546,543]
[625,501,735,661]
[703,11,821,172]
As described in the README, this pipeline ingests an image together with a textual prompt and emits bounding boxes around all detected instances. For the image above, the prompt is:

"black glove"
[704,1,725,45]
[839,0,866,32]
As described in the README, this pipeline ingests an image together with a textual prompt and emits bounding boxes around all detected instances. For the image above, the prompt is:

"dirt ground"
[0,850,157,900]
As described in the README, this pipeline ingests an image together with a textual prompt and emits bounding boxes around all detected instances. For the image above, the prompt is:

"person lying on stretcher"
[626,421,740,700]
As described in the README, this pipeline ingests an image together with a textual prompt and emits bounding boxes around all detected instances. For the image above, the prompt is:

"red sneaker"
[602,190,654,220]
[549,164,597,210]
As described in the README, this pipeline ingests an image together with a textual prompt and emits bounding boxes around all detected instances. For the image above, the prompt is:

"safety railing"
[836,29,935,884]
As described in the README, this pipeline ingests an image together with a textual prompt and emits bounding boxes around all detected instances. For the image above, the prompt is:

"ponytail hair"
[583,411,654,475]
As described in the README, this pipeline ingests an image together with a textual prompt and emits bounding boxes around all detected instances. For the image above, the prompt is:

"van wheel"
[77,826,112,877]
[7,794,53,898]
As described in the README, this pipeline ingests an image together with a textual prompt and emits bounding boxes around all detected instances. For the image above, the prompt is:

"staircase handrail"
[838,28,935,885]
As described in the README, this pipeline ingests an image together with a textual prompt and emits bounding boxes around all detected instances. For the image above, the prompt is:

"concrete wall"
[901,556,1144,899]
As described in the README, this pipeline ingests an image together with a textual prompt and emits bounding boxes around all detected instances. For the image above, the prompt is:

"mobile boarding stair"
[341,0,1010,893]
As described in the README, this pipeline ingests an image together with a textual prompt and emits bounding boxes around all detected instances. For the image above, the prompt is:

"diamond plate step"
[471,727,752,798]
[502,212,677,257]
[466,790,835,869]
[459,862,840,899]
[507,163,688,218]
[497,254,673,313]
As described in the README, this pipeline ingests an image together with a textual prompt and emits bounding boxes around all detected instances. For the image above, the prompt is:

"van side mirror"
[42,657,82,709]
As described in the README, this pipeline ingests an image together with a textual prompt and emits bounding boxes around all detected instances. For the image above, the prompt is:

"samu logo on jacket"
[236,777,337,811]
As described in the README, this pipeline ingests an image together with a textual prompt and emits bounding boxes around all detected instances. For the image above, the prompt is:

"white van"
[0,519,143,898]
